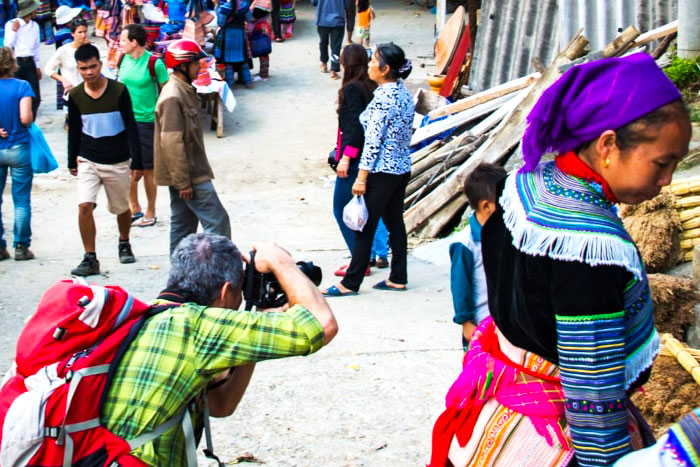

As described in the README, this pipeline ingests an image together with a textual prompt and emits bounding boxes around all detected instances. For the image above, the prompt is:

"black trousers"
[345,2,356,34]
[15,57,40,120]
[271,0,282,38]
[341,172,410,291]
[317,25,344,72]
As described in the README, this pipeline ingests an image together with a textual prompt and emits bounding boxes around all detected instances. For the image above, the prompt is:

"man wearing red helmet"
[154,39,231,256]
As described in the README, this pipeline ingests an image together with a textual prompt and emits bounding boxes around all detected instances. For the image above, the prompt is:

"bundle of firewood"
[671,175,700,261]
[404,21,679,239]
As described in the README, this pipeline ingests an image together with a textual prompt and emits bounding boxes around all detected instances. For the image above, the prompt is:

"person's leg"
[329,26,344,73]
[345,2,355,43]
[136,122,156,221]
[142,170,157,220]
[371,218,389,260]
[116,209,131,241]
[75,159,102,253]
[78,202,97,252]
[271,0,282,39]
[333,164,359,254]
[340,173,392,291]
[224,64,235,88]
[9,144,33,249]
[128,177,141,216]
[259,55,270,78]
[318,26,330,70]
[15,59,41,120]
[186,181,231,239]
[0,156,8,253]
[382,173,410,285]
[239,61,252,87]
[56,77,64,110]
[169,186,200,257]
[100,160,136,263]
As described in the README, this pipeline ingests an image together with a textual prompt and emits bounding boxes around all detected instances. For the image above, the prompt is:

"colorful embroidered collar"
[555,151,618,203]
[500,160,643,281]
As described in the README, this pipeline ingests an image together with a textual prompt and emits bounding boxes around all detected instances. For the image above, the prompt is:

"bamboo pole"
[661,333,700,386]
[633,20,679,48]
[427,73,540,119]
[411,140,442,165]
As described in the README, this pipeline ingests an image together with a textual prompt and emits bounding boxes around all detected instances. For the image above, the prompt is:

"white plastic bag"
[343,195,369,231]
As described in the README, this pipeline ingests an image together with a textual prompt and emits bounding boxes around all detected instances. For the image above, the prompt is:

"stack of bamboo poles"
[403,20,680,239]
[671,175,700,261]
[661,333,700,387]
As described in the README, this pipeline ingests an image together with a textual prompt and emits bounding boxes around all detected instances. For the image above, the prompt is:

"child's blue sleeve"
[449,242,476,324]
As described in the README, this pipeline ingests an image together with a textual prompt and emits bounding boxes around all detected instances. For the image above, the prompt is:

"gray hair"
[168,233,244,305]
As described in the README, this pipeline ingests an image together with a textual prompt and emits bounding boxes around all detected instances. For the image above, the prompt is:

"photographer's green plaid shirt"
[100,300,325,466]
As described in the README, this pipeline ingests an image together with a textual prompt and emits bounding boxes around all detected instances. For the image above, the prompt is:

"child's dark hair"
[463,163,507,209]
[357,0,370,13]
[74,43,101,63]
[375,43,412,80]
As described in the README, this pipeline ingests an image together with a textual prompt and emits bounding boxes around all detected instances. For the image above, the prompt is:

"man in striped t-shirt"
[67,43,142,276]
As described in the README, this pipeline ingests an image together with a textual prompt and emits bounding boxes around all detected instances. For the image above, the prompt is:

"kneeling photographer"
[100,233,338,466]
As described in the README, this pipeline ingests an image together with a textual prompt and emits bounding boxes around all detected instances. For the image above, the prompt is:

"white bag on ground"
[343,195,369,231]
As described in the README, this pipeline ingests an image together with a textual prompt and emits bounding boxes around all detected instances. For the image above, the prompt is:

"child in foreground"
[449,162,506,350]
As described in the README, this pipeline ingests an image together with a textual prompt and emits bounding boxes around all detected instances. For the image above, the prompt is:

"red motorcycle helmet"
[165,39,208,69]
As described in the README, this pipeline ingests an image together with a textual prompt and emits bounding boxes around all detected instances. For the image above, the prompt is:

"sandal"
[334,265,371,277]
[323,285,358,297]
[130,212,144,223]
[373,280,407,291]
[137,217,157,227]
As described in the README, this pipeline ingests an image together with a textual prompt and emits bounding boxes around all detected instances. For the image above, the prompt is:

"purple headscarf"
[521,53,682,172]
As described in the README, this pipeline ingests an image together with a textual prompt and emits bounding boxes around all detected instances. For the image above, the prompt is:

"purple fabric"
[521,53,682,172]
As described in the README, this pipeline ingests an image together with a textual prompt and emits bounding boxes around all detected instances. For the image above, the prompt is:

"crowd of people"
[1,0,700,466]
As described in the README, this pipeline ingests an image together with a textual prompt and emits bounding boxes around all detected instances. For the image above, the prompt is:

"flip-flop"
[373,280,407,292]
[137,217,157,227]
[130,212,144,223]
[323,285,358,297]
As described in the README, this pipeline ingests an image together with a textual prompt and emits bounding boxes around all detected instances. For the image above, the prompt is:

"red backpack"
[0,279,186,466]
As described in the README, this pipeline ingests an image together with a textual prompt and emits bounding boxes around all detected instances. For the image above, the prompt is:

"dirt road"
[0,1,465,465]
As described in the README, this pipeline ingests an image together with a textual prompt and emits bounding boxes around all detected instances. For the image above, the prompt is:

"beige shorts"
[77,157,131,215]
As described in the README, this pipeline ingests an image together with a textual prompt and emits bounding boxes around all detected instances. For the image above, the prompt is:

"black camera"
[243,251,322,310]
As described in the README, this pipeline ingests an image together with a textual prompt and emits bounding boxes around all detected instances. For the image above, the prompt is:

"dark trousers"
[317,26,344,72]
[345,3,356,34]
[15,57,40,120]
[271,0,282,38]
[341,172,410,291]
[168,181,231,257]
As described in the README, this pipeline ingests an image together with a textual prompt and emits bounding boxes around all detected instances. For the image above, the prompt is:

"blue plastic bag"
[28,123,58,174]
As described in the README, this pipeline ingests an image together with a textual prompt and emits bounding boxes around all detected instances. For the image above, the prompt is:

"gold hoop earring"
[604,157,610,168]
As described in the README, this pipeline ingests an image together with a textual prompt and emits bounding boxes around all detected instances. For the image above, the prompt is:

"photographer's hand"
[250,242,338,344]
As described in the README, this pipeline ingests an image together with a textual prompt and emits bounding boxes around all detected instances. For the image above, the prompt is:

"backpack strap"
[202,390,226,467]
[126,405,188,449]
[147,54,162,94]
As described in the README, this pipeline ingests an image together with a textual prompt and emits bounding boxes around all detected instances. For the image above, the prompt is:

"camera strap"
[244,251,256,311]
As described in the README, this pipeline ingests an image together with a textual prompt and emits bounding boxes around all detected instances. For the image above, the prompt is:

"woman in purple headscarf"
[430,53,692,467]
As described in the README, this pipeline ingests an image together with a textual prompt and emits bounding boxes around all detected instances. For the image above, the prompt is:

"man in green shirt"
[101,233,338,465]
[118,24,169,227]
